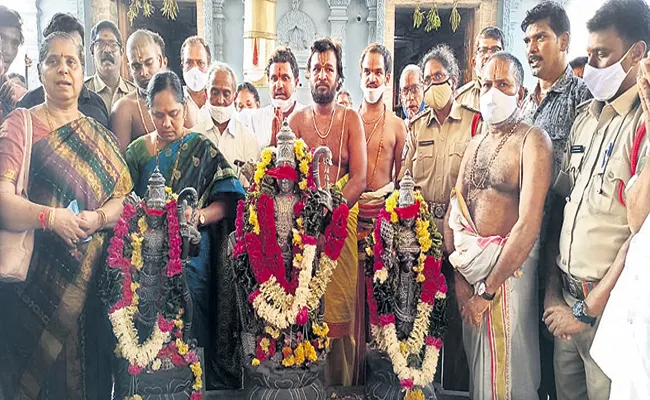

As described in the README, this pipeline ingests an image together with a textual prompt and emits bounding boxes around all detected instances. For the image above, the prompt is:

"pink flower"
[296,306,309,325]
[123,203,137,219]
[425,336,443,350]
[190,392,203,400]
[400,379,414,389]
[167,258,183,277]
[378,314,395,326]
[365,277,379,326]
[158,315,175,332]
[175,330,183,338]
[255,345,267,361]
[294,201,305,216]
[171,353,186,366]
[114,219,129,238]
[128,364,142,375]
[168,246,182,262]
[184,350,199,364]
[301,234,317,246]
[109,236,125,252]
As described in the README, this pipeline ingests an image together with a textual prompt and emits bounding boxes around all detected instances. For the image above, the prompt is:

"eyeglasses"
[93,40,121,52]
[476,46,503,56]
[423,73,449,86]
[400,85,422,97]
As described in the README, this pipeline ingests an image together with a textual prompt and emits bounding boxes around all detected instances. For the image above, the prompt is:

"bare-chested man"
[355,42,407,383]
[288,37,366,386]
[111,30,183,150]
[445,52,552,400]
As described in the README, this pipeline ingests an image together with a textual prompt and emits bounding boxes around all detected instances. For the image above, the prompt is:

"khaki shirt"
[557,85,647,282]
[401,102,479,233]
[455,79,481,112]
[85,74,136,112]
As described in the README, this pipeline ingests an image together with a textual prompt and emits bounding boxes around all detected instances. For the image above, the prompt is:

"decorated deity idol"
[101,168,204,400]
[230,121,350,400]
[364,171,447,400]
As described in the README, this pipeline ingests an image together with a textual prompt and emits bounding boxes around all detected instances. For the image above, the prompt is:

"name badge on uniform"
[570,145,585,154]
[419,140,435,146]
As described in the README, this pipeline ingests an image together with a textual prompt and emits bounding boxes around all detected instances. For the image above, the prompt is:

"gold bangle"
[47,208,56,231]
[97,209,107,230]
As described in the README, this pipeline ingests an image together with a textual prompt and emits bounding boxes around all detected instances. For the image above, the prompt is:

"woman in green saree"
[125,70,245,390]
[0,32,132,399]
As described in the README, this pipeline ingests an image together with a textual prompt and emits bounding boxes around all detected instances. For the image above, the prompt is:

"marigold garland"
[105,189,203,399]
[366,189,447,396]
[235,138,349,369]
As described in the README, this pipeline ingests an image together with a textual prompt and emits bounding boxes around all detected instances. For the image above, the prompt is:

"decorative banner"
[253,38,259,67]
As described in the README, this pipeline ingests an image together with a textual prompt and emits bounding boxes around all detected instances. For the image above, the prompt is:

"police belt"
[427,202,448,219]
[561,271,599,301]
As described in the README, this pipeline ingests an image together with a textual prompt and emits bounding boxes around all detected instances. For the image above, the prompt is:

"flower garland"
[105,188,203,399]
[235,138,349,368]
[365,190,447,399]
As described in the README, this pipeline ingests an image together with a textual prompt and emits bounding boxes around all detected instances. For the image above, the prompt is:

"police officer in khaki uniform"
[400,43,480,393]
[401,44,480,237]
[542,1,650,398]
[456,26,505,112]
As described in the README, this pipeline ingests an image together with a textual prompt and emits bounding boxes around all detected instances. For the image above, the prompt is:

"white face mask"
[361,84,384,104]
[270,92,296,113]
[208,103,235,124]
[583,47,632,101]
[183,67,209,92]
[480,87,519,124]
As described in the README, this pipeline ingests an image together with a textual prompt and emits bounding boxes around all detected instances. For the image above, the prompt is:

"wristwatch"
[198,212,206,227]
[572,300,596,327]
[475,280,495,301]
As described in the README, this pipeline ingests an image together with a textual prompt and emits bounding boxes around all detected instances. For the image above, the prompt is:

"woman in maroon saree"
[0,33,132,399]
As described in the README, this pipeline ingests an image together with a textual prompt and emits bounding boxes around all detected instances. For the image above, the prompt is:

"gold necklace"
[367,113,386,189]
[360,104,386,145]
[136,90,156,134]
[312,105,337,141]
[44,105,82,132]
[154,130,188,187]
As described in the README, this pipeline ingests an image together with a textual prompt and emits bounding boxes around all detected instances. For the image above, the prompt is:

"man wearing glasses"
[85,20,136,112]
[399,64,424,126]
[456,26,505,111]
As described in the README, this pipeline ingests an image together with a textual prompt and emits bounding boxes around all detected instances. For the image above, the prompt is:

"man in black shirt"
[16,13,109,128]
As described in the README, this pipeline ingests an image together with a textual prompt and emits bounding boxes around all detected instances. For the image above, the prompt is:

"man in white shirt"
[238,47,305,148]
[193,62,260,187]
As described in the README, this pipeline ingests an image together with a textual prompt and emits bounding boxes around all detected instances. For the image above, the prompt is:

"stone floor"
[205,387,470,399]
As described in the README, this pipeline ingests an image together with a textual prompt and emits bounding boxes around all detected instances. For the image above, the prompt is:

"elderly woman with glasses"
[0,31,132,399]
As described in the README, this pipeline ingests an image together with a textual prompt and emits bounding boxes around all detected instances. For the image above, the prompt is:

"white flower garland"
[109,306,170,368]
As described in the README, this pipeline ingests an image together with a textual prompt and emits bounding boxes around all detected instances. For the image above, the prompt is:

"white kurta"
[192,107,261,187]
[591,213,650,400]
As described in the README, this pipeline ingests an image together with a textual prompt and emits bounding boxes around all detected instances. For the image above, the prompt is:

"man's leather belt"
[427,202,448,219]
[561,271,599,301]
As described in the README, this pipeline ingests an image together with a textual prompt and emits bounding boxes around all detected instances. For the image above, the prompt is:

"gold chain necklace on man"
[468,120,521,203]
[312,104,337,142]
[136,90,156,134]
[359,104,387,188]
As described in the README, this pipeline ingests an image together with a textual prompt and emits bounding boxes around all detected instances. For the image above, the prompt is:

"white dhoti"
[448,189,540,400]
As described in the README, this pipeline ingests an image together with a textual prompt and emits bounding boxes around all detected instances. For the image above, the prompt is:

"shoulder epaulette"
[409,108,431,126]
[456,80,475,96]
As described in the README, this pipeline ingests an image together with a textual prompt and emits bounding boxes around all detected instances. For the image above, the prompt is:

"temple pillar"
[243,0,277,87]
[197,0,217,60]
[327,0,351,69]
[366,0,377,44]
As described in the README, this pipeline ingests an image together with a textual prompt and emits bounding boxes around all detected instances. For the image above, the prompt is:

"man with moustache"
[399,64,424,126]
[17,13,109,128]
[181,36,211,127]
[447,51,552,400]
[288,37,366,386]
[239,47,306,148]
[85,20,136,112]
[519,4,592,398]
[0,6,26,119]
[456,26,505,111]
[111,30,186,150]
[543,1,650,398]
[355,43,407,383]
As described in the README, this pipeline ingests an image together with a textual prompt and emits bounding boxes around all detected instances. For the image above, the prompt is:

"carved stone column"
[366,0,377,44]
[243,0,277,86]
[327,0,351,68]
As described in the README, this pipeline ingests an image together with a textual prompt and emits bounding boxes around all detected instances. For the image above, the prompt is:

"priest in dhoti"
[288,37,367,386]
[445,53,553,399]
